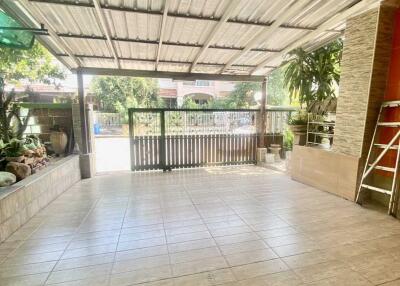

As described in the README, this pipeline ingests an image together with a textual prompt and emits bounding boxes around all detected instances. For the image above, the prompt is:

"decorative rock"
[0,172,16,187]
[23,150,34,157]
[5,162,31,181]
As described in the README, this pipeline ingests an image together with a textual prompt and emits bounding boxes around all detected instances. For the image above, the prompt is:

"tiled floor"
[1,166,400,286]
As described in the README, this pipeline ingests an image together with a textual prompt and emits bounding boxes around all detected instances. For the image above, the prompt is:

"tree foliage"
[91,76,164,122]
[283,39,342,108]
[267,67,289,106]
[0,42,65,84]
[227,82,260,108]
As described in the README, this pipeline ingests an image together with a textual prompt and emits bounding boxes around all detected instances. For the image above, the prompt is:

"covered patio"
[1,165,400,286]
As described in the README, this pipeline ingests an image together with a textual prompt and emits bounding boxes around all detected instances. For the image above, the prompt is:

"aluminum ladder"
[356,100,400,215]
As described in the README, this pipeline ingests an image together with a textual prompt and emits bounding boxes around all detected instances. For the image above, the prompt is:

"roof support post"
[259,78,267,148]
[77,70,89,155]
[155,0,170,71]
[92,0,120,68]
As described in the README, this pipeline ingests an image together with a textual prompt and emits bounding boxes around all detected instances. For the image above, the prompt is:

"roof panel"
[158,62,190,73]
[31,3,102,36]
[120,59,155,70]
[107,10,161,40]
[4,0,381,78]
[62,38,111,57]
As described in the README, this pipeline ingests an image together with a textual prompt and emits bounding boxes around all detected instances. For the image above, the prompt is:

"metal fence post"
[128,109,135,171]
[160,110,167,171]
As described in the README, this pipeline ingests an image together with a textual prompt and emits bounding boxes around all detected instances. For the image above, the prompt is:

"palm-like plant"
[283,39,342,108]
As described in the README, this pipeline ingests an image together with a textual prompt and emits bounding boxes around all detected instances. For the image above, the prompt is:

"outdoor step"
[361,184,392,195]
[374,143,399,150]
[382,100,400,107]
[368,164,396,172]
[377,122,400,127]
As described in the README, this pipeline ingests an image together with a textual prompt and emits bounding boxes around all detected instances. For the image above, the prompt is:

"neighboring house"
[7,79,235,109]
[6,83,101,109]
[6,84,76,103]
[158,79,235,107]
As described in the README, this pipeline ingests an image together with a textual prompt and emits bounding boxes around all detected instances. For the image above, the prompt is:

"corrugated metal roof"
[0,0,381,80]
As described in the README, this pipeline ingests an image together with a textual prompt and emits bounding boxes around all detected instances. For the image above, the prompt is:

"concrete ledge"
[0,155,81,242]
[290,145,360,201]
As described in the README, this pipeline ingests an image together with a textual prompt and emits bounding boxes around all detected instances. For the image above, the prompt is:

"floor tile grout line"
[42,193,104,285]
[107,188,133,286]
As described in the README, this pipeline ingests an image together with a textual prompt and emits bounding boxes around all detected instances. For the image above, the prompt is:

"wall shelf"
[306,113,336,148]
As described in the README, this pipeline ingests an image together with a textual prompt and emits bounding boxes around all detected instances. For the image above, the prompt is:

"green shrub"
[283,129,294,150]
[4,139,26,157]
[288,111,308,125]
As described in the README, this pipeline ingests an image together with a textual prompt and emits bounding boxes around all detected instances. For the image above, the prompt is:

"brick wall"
[23,103,73,144]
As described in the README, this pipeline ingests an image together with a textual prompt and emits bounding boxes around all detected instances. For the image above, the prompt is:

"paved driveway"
[95,136,130,173]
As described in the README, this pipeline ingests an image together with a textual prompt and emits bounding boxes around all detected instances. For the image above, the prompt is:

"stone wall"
[333,6,395,158]
[0,156,81,243]
[333,8,380,157]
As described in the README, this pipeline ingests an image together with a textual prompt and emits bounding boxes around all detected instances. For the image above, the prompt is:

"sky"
[61,72,93,89]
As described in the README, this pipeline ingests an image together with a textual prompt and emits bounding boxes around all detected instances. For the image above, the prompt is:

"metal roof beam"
[155,0,170,71]
[250,0,379,75]
[189,0,241,72]
[56,53,277,69]
[27,0,342,33]
[92,0,120,69]
[220,0,311,74]
[56,33,282,53]
[72,67,266,82]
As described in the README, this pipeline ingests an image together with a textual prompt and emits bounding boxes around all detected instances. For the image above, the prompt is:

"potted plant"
[4,139,26,162]
[287,111,308,146]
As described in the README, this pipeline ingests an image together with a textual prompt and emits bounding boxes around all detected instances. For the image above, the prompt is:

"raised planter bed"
[0,155,81,243]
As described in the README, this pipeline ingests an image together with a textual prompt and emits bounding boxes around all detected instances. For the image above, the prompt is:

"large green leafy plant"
[3,138,26,157]
[0,78,31,142]
[283,39,342,108]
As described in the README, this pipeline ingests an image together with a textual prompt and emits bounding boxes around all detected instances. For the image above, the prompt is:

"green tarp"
[0,10,34,49]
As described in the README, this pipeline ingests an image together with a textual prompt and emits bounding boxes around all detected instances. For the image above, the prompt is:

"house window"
[195,80,210,87]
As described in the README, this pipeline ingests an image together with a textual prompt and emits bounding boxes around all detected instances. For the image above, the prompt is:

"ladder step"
[382,100,400,107]
[368,164,396,172]
[377,122,400,127]
[374,143,399,150]
[361,184,392,195]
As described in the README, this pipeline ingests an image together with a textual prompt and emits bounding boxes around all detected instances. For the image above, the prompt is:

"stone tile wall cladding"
[0,156,81,243]
[333,6,395,158]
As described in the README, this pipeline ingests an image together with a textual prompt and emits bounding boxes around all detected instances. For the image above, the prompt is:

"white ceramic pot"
[50,131,68,155]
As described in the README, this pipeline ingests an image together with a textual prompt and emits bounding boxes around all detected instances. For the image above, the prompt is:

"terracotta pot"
[289,124,307,134]
[50,131,68,155]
